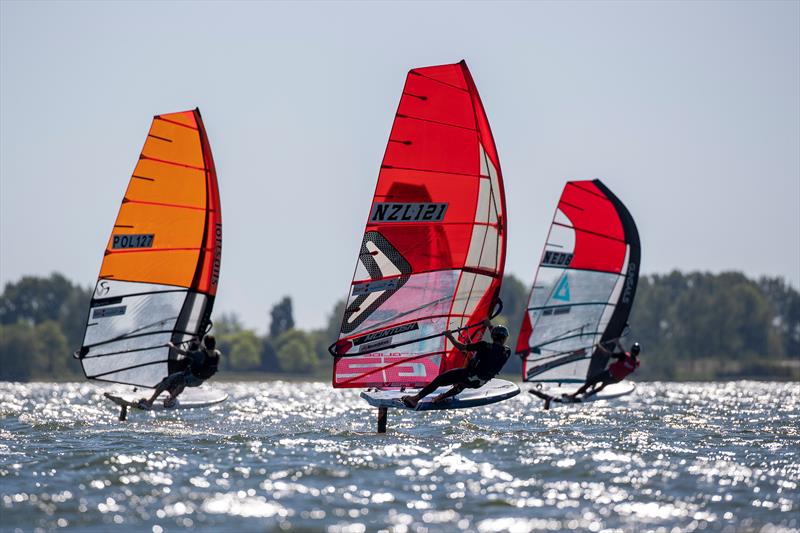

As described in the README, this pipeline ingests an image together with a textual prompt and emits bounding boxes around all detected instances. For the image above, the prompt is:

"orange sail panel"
[77,109,222,387]
[330,61,507,389]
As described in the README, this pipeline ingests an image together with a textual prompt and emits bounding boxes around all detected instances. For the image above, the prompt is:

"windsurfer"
[138,335,221,408]
[567,341,640,401]
[401,321,511,408]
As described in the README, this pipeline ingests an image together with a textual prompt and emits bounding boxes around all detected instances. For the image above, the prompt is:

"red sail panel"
[331,61,506,389]
[516,180,640,384]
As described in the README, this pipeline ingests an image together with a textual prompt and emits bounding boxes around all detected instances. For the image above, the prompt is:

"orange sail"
[76,109,222,387]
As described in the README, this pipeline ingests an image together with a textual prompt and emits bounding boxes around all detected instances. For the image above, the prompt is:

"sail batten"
[331,61,506,389]
[518,179,640,385]
[76,109,222,388]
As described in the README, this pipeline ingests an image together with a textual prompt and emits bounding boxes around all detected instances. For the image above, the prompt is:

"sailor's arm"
[165,341,190,356]
[445,331,469,352]
[598,339,624,358]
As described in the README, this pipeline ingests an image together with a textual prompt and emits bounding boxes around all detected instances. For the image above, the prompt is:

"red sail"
[331,61,506,389]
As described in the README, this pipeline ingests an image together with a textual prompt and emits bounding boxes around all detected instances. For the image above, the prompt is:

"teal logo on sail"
[553,275,571,301]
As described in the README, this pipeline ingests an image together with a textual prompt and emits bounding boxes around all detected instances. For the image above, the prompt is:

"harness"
[190,349,219,380]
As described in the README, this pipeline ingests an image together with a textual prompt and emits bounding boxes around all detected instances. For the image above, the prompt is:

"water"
[1,381,798,532]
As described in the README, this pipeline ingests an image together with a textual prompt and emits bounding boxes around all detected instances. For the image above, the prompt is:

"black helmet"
[631,342,641,356]
[491,325,509,340]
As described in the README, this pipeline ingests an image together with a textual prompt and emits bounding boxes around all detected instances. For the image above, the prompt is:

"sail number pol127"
[111,234,154,249]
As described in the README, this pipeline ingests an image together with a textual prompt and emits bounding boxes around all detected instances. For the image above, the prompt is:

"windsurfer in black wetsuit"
[401,321,511,409]
[138,335,221,409]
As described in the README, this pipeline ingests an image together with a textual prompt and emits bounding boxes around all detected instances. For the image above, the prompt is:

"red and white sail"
[517,180,640,383]
[330,61,506,389]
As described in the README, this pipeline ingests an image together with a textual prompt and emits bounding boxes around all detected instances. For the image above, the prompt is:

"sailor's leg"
[402,369,468,408]
[583,380,610,399]
[571,373,605,399]
[165,382,186,407]
[570,381,592,399]
[432,384,466,404]
[141,372,182,406]
[142,377,171,406]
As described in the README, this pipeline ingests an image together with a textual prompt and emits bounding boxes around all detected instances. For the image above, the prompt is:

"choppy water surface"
[0,381,798,532]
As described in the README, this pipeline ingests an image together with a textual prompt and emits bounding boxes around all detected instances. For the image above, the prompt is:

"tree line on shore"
[0,271,797,382]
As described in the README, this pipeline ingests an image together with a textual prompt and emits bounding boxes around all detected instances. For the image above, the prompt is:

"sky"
[1,1,798,332]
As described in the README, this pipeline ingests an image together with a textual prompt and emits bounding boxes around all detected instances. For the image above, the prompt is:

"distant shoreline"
[5,370,798,386]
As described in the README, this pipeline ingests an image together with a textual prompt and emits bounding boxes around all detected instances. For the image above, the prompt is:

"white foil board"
[361,378,520,411]
[104,388,228,411]
[529,381,635,408]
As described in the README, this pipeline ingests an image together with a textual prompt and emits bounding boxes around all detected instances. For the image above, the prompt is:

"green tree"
[0,322,37,381]
[222,330,262,371]
[759,277,800,357]
[33,320,74,378]
[212,312,244,336]
[630,271,791,380]
[274,329,318,373]
[211,313,263,371]
[260,338,280,372]
[0,273,91,349]
[268,297,294,339]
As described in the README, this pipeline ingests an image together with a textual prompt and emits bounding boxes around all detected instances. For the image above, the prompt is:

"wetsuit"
[163,348,220,391]
[414,341,511,399]
[608,352,639,381]
[577,351,638,397]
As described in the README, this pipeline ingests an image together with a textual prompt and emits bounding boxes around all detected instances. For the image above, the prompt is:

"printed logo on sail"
[352,322,420,346]
[92,305,127,319]
[621,262,637,304]
[369,203,447,223]
[552,275,571,301]
[542,251,573,267]
[96,281,110,297]
[112,234,154,249]
[211,223,222,286]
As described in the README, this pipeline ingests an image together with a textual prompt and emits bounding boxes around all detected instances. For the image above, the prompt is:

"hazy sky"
[1,1,798,331]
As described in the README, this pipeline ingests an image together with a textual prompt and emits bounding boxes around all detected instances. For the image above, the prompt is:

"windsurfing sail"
[330,60,507,389]
[517,179,640,383]
[75,108,222,388]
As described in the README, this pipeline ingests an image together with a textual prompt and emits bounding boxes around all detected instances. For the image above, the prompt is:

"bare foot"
[137,399,152,409]
[163,396,177,408]
[401,395,418,408]
[432,394,449,404]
